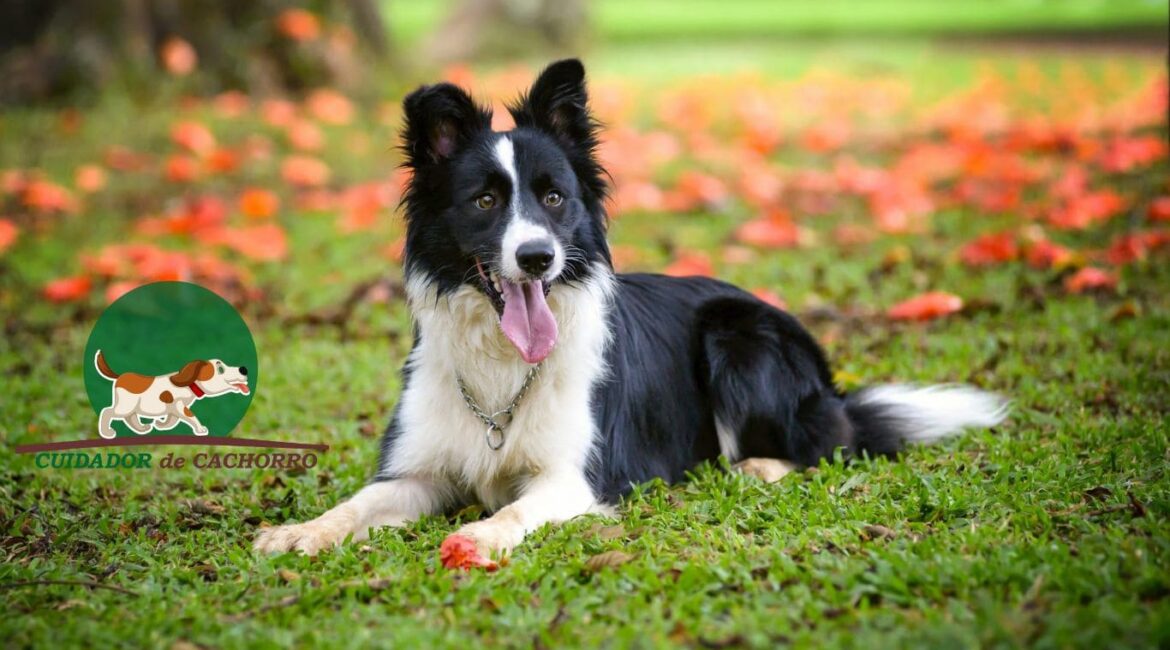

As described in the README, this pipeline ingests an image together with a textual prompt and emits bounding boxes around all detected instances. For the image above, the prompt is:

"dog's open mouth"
[475,258,558,364]
[232,382,250,395]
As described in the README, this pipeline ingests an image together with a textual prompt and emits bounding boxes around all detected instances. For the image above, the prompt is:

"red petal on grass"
[160,37,197,76]
[213,91,250,118]
[735,209,802,248]
[171,121,216,156]
[104,146,151,172]
[1064,267,1117,293]
[23,180,77,213]
[75,164,108,193]
[1049,190,1126,230]
[220,223,288,261]
[239,188,280,219]
[751,288,787,310]
[281,155,331,187]
[959,231,1018,267]
[1104,230,1170,266]
[261,100,298,128]
[43,276,92,302]
[1148,197,1170,222]
[383,236,406,264]
[1105,235,1147,266]
[1099,135,1167,173]
[1025,239,1075,269]
[276,8,321,41]
[105,281,140,304]
[887,291,964,322]
[306,89,355,125]
[0,218,18,254]
[287,120,324,151]
[439,534,498,571]
[674,171,728,208]
[609,244,644,271]
[205,148,240,175]
[663,251,714,277]
[164,155,200,183]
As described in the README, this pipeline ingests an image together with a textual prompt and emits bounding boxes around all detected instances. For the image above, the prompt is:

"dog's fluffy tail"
[845,384,1009,457]
[94,350,119,380]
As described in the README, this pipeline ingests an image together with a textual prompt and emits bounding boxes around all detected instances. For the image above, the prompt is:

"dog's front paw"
[253,521,347,556]
[447,515,524,566]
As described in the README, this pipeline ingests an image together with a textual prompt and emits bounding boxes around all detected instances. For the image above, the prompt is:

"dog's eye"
[217,365,224,375]
[474,193,496,210]
[543,190,563,207]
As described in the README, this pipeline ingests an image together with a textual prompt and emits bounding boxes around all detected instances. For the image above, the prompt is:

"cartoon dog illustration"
[94,350,250,439]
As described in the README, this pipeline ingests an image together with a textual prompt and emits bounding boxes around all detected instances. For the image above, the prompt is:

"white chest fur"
[383,267,613,510]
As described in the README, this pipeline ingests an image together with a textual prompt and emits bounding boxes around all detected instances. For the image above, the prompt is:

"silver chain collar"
[456,362,543,451]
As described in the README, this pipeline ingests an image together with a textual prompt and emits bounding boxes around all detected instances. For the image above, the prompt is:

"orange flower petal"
[43,276,92,302]
[439,534,498,571]
[0,218,19,254]
[1064,267,1117,293]
[239,188,280,219]
[887,291,964,322]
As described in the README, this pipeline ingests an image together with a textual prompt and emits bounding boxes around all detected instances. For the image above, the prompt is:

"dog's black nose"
[516,240,555,276]
[239,366,248,376]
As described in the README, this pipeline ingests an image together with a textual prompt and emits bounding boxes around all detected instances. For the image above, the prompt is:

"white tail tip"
[853,384,1009,444]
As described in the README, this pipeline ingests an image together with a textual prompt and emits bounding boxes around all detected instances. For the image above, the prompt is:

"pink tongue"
[499,280,558,364]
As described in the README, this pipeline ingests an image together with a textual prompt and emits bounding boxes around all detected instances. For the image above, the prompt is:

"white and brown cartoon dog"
[94,351,250,438]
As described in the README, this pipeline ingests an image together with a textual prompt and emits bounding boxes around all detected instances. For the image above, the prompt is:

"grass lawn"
[2,39,1169,648]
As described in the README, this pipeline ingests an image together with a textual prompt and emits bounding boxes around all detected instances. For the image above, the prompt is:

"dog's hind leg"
[697,296,852,468]
[98,407,117,439]
[254,477,454,555]
[125,414,151,434]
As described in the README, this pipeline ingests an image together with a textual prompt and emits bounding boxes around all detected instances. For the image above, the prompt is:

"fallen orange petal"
[43,276,92,302]
[1064,267,1117,294]
[75,164,108,193]
[276,8,321,41]
[0,218,18,254]
[1149,197,1170,222]
[959,231,1018,267]
[160,37,197,76]
[887,291,964,322]
[663,251,714,278]
[239,188,280,219]
[171,121,216,156]
[440,534,498,571]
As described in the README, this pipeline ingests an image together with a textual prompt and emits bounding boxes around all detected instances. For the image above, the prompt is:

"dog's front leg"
[453,466,597,560]
[254,477,452,555]
[174,404,209,435]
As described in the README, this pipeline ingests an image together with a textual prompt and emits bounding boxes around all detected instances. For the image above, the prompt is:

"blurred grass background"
[386,0,1169,43]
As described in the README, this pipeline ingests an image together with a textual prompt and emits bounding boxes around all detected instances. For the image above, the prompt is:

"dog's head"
[171,359,250,396]
[400,59,610,364]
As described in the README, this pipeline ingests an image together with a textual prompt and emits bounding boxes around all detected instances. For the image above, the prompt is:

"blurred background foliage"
[0,0,1165,105]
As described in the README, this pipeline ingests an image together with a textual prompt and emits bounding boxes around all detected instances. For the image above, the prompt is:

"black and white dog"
[254,60,1007,561]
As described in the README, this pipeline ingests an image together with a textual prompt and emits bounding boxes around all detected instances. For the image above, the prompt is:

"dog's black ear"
[509,59,594,149]
[401,83,492,166]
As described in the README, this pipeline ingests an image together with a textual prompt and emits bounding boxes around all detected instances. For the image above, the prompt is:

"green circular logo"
[83,282,257,439]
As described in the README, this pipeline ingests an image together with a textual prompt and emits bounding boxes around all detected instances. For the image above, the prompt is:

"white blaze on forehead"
[493,136,519,191]
[493,134,565,282]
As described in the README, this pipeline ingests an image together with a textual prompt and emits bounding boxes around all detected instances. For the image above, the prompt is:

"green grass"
[2,41,1169,648]
[384,0,1169,46]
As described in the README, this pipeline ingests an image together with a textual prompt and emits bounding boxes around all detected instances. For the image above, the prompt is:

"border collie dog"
[255,60,1007,561]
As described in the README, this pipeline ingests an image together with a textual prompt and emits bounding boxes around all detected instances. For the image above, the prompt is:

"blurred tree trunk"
[0,0,392,106]
[426,0,588,63]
